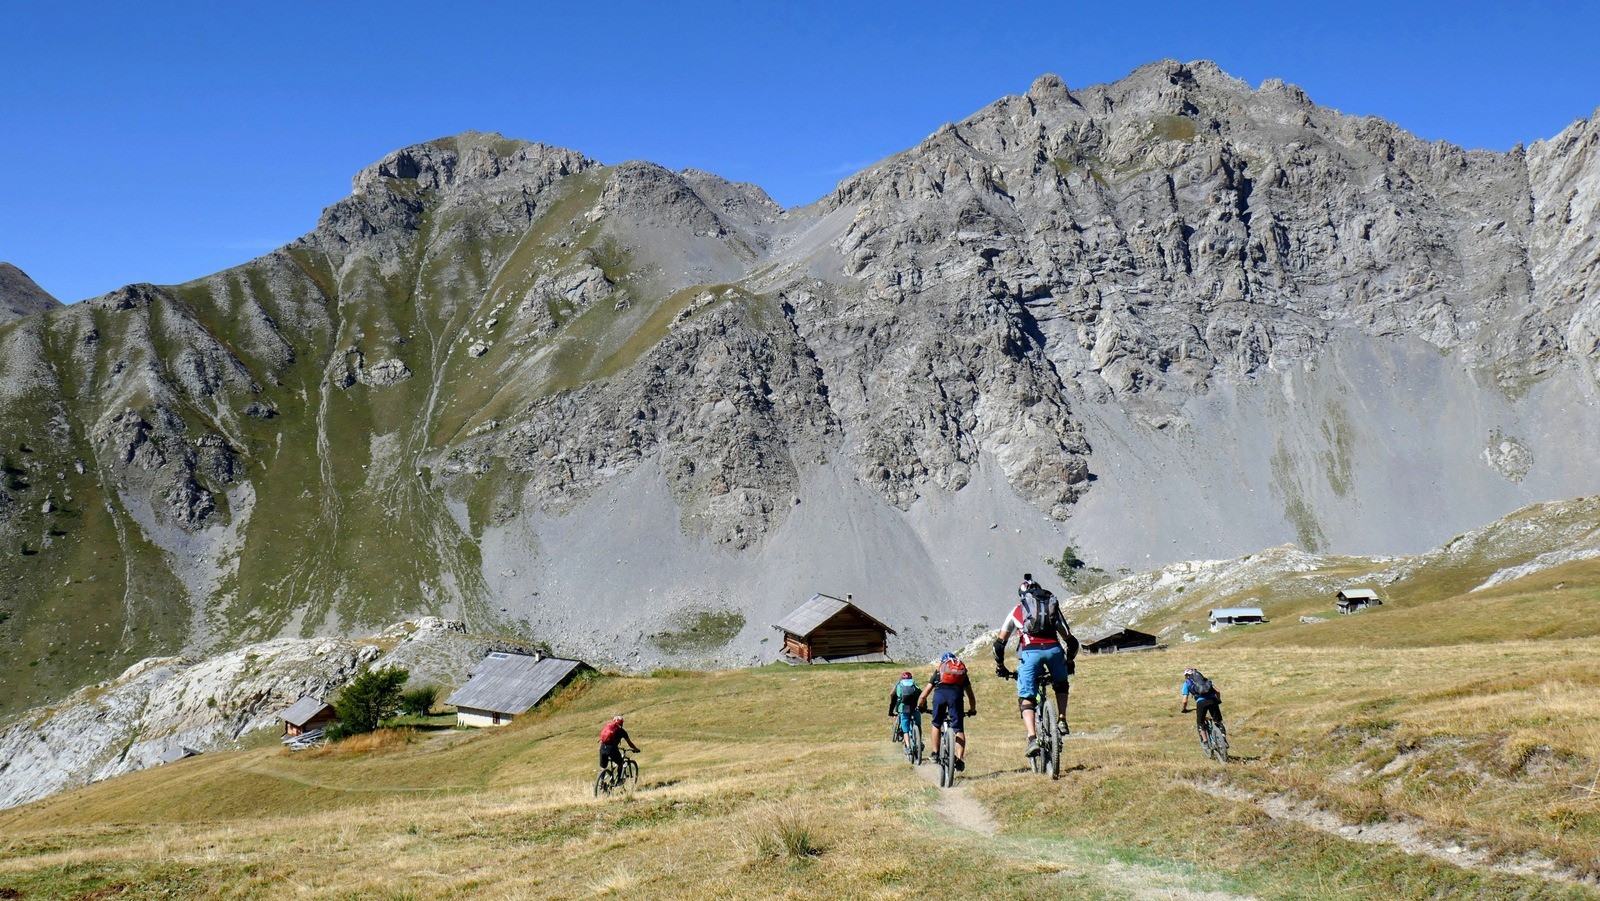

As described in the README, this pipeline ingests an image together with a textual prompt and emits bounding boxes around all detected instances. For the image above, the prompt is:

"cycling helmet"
[940,652,957,663]
[612,714,625,724]
[901,671,913,679]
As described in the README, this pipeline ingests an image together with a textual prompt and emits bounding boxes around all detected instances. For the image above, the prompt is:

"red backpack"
[599,720,622,744]
[937,658,967,685]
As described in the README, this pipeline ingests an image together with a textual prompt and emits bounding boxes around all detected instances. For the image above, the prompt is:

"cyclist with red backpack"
[916,653,978,771]
[598,715,639,779]
[994,584,1079,758]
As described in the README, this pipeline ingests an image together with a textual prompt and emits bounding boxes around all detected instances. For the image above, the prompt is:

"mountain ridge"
[2,59,1599,714]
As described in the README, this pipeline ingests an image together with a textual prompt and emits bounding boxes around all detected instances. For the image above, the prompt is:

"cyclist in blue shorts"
[994,584,1079,758]
[887,670,923,755]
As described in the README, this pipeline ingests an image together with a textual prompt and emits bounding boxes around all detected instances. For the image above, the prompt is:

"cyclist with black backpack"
[916,653,978,771]
[994,585,1079,758]
[1179,667,1225,742]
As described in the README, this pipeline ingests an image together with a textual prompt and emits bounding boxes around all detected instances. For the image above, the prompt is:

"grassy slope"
[3,638,1598,898]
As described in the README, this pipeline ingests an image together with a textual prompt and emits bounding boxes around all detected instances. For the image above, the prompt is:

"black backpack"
[1188,672,1217,699]
[1020,590,1059,639]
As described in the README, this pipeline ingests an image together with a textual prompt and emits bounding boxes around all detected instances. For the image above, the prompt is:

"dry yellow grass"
[1,640,1598,898]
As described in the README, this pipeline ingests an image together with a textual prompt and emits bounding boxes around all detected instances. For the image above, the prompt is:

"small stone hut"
[279,696,337,738]
[1336,588,1383,614]
[446,652,591,728]
[1208,607,1265,631]
[773,594,895,664]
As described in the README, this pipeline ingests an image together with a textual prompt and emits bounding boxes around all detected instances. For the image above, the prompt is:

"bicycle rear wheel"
[909,723,923,766]
[624,759,640,788]
[593,770,609,798]
[1212,727,1230,763]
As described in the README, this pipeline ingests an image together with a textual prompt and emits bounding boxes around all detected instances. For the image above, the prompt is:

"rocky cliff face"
[0,617,531,810]
[2,65,1600,711]
[0,263,61,324]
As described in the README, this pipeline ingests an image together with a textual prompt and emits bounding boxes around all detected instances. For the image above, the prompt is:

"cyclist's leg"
[929,696,948,759]
[1016,648,1041,738]
[898,708,914,748]
[1194,703,1209,741]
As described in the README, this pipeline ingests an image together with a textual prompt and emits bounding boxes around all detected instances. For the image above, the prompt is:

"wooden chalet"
[279,696,337,738]
[1336,588,1383,615]
[445,652,591,727]
[1082,627,1161,654]
[773,594,895,664]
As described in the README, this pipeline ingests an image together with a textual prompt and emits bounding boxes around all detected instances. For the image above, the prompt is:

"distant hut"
[1082,627,1161,654]
[446,652,591,728]
[772,594,895,664]
[1208,607,1265,631]
[158,745,199,765]
[1336,588,1383,615]
[280,696,337,738]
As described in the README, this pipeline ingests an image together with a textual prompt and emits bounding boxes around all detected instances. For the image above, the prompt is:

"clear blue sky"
[4,0,1597,303]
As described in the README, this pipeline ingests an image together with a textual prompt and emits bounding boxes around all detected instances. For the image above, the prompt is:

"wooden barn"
[773,594,895,664]
[1083,627,1161,654]
[446,652,591,727]
[1336,588,1383,614]
[279,696,337,738]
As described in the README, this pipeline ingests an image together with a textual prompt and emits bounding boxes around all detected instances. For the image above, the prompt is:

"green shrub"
[399,684,438,717]
[328,666,409,739]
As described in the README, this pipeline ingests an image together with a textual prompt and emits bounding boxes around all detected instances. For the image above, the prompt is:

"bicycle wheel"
[1041,698,1061,779]
[593,770,609,798]
[1030,698,1046,775]
[909,723,923,766]
[1213,727,1230,764]
[624,759,640,789]
[939,727,955,787]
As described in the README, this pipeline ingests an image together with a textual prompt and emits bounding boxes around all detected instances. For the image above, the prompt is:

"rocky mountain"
[3,60,1600,713]
[0,263,62,324]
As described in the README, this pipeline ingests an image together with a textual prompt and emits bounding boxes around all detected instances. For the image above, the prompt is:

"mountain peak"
[0,262,63,323]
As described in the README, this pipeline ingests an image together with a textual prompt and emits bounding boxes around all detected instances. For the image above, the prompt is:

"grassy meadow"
[3,633,1600,898]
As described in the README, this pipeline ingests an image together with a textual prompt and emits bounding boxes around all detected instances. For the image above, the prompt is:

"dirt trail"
[911,763,1252,900]
[1187,780,1594,888]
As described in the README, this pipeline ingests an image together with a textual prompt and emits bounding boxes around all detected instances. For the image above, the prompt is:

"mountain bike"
[593,749,639,797]
[1003,672,1065,779]
[924,706,970,787]
[903,716,924,766]
[1200,720,1230,763]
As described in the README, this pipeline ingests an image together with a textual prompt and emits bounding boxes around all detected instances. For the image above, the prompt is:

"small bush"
[399,684,438,717]
[745,805,825,862]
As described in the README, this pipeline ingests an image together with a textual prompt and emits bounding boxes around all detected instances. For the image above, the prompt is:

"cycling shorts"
[1017,646,1071,698]
[931,686,965,733]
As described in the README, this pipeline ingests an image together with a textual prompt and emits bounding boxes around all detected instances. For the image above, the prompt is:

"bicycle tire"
[1042,698,1061,779]
[593,770,609,798]
[1213,727,1230,764]
[940,727,955,788]
[909,723,923,766]
[624,759,640,788]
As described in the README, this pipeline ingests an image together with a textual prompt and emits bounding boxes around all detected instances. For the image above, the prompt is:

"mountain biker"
[917,653,978,771]
[1179,668,1225,741]
[994,584,1079,758]
[598,715,639,778]
[887,670,923,754]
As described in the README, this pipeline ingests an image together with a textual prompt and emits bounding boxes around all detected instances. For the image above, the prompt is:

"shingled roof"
[279,696,333,727]
[446,653,586,716]
[773,594,896,638]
